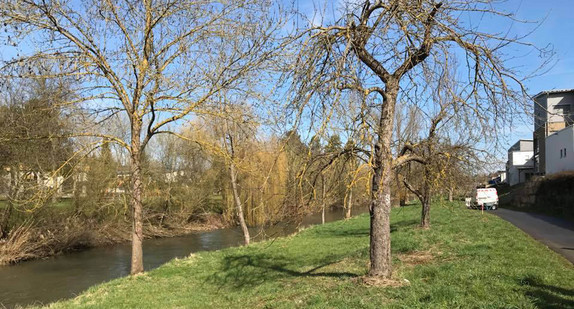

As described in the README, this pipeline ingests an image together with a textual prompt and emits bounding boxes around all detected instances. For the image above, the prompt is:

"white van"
[466,188,498,210]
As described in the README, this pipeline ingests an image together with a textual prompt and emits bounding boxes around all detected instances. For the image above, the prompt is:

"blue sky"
[493,0,574,163]
[511,0,574,92]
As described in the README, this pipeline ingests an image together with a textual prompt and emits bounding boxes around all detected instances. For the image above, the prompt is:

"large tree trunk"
[369,153,393,278]
[368,83,398,279]
[345,186,353,219]
[130,124,144,275]
[230,161,250,245]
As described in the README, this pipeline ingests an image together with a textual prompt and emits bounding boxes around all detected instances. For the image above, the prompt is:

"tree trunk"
[321,174,326,224]
[1,167,19,239]
[51,138,58,204]
[345,187,353,219]
[448,188,453,202]
[420,196,431,228]
[72,176,80,215]
[396,173,406,206]
[420,167,432,229]
[0,202,13,239]
[130,124,144,275]
[369,155,393,278]
[230,161,250,245]
[368,83,398,279]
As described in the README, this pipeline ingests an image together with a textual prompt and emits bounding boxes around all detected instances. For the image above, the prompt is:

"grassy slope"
[47,202,574,309]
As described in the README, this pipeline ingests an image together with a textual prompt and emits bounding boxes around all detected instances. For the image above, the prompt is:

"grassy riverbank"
[46,202,574,308]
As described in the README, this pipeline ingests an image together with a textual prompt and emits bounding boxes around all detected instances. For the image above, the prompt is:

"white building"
[533,89,574,173]
[506,140,535,186]
[545,125,574,175]
[499,171,507,183]
[488,170,507,185]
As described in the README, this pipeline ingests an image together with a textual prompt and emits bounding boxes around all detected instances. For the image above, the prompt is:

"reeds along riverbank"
[0,213,226,266]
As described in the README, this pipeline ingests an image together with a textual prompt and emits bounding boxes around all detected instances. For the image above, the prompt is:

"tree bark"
[396,173,406,206]
[420,166,432,229]
[130,123,144,275]
[321,174,326,224]
[368,82,398,279]
[230,161,250,245]
[345,187,353,219]
[369,153,393,278]
[420,196,431,228]
[448,188,453,202]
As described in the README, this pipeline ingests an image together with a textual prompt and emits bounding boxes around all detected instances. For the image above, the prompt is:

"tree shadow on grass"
[309,227,370,238]
[207,253,359,289]
[308,219,418,238]
[519,275,574,309]
[391,219,419,232]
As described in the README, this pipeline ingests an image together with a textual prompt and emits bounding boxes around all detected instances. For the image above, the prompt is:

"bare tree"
[295,0,548,279]
[399,64,481,228]
[1,0,283,274]
[221,106,255,246]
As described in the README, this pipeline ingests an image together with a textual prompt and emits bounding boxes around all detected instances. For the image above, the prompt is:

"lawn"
[46,202,574,308]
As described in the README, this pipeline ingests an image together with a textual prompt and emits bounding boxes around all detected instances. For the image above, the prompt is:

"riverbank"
[44,202,574,308]
[0,213,226,266]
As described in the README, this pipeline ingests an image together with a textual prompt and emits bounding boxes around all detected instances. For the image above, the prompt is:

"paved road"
[495,208,574,264]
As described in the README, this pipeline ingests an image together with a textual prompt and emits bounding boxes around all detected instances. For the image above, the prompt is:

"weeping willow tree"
[293,0,550,279]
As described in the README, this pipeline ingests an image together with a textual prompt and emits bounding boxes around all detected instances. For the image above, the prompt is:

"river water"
[0,206,368,308]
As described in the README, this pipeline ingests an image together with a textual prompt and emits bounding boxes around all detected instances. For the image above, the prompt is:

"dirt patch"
[354,276,410,287]
[397,250,437,266]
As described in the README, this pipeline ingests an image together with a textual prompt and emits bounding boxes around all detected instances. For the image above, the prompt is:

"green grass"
[45,202,574,309]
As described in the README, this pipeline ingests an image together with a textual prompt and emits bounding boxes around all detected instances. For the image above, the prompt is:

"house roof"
[508,139,534,152]
[532,89,574,100]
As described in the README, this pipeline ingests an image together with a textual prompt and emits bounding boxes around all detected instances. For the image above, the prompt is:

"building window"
[561,149,563,158]
[565,148,567,158]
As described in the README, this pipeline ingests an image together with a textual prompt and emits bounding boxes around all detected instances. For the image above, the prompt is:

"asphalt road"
[495,208,574,264]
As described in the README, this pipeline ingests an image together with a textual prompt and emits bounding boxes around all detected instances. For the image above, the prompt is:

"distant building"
[506,139,535,186]
[545,125,574,175]
[499,171,507,183]
[533,89,574,174]
[488,170,507,185]
[0,167,64,197]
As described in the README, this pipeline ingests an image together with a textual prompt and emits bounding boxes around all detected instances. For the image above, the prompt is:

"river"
[0,206,368,308]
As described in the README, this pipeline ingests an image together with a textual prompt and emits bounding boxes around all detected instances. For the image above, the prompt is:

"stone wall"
[501,172,574,219]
